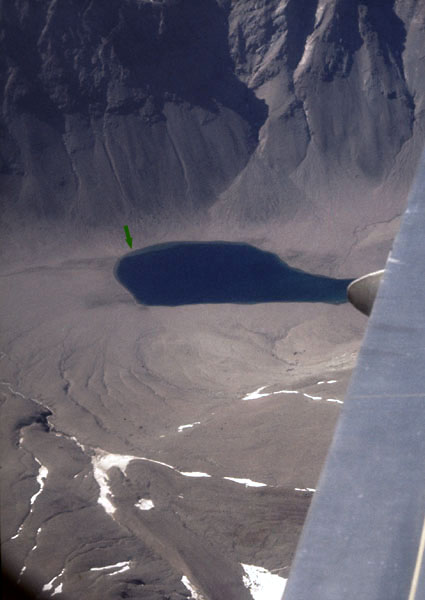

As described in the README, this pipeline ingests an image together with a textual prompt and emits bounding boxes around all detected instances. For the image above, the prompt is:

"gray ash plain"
[1,242,365,600]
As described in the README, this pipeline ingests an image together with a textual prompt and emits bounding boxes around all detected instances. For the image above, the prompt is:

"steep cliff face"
[1,0,424,265]
[217,0,423,231]
[1,0,267,228]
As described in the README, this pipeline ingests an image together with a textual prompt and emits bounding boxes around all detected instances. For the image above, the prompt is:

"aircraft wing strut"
[282,148,425,600]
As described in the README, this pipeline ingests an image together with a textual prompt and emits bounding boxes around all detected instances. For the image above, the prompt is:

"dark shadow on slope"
[1,3,66,129]
[110,0,268,141]
[321,1,363,81]
[320,0,408,82]
[2,567,40,600]
[361,0,407,74]
[285,0,319,71]
[2,1,267,142]
[115,242,353,306]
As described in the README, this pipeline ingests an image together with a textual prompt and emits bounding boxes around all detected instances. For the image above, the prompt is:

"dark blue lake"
[115,242,353,306]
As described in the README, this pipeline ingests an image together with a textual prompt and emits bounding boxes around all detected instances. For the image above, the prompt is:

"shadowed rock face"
[1,0,424,258]
[2,0,267,124]
[1,0,268,226]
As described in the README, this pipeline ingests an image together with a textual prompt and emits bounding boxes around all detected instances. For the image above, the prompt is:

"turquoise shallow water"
[115,242,353,306]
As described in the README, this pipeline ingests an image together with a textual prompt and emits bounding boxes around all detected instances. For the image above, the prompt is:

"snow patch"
[92,450,177,516]
[91,561,128,572]
[224,477,267,488]
[178,421,201,432]
[30,459,48,505]
[182,575,205,599]
[43,577,56,592]
[242,386,271,401]
[326,398,343,404]
[92,448,221,516]
[142,457,175,470]
[242,564,287,600]
[90,561,131,575]
[109,563,130,575]
[11,523,24,540]
[244,386,302,400]
[135,498,154,511]
[43,569,65,594]
[70,435,86,451]
[91,451,139,515]
[294,487,316,492]
[303,393,322,400]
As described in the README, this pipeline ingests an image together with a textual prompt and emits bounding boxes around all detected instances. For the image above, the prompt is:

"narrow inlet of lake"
[114,242,353,306]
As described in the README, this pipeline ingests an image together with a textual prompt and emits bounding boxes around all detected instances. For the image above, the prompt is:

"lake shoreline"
[115,241,354,307]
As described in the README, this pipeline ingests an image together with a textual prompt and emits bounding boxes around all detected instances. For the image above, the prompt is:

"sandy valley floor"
[0,238,367,600]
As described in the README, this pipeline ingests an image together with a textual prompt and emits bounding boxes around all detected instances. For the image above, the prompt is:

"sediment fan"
[282,148,425,599]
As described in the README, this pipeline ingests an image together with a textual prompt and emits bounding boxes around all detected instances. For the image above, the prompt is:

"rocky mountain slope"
[2,0,424,271]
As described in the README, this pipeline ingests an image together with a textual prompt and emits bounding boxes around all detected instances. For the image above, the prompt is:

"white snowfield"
[182,575,205,599]
[182,564,286,600]
[91,452,137,515]
[242,564,287,600]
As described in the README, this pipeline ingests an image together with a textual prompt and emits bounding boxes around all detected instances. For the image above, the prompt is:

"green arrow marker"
[123,225,133,248]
